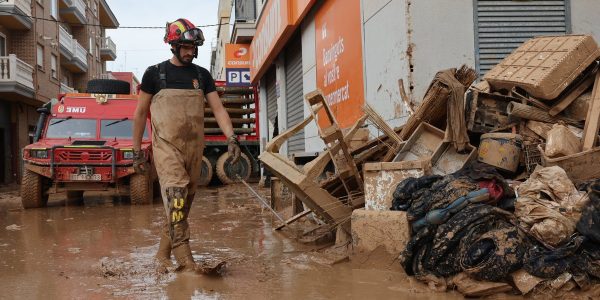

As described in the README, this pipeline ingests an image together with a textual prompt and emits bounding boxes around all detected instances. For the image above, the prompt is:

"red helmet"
[164,18,205,46]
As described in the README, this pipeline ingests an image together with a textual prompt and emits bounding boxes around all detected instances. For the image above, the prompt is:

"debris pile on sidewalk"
[259,34,600,297]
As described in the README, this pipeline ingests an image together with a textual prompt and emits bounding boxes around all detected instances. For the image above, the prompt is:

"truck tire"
[216,152,251,185]
[198,156,213,187]
[66,191,84,205]
[130,173,153,205]
[21,168,48,209]
[86,79,130,94]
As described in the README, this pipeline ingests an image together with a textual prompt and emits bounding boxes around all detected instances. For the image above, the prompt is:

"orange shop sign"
[315,0,364,128]
[225,44,251,68]
[250,0,316,83]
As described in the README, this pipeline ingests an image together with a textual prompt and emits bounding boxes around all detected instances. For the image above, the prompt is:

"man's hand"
[227,135,241,164]
[133,150,148,174]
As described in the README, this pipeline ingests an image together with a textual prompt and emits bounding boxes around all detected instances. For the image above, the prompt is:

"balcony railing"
[71,0,86,16]
[58,26,74,57]
[59,0,86,24]
[100,36,116,61]
[1,0,32,17]
[0,0,33,29]
[74,42,87,66]
[0,54,34,90]
[59,27,88,72]
[101,37,116,54]
[60,82,76,94]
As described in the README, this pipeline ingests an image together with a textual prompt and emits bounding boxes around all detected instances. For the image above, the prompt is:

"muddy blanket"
[515,166,589,247]
[577,180,600,244]
[400,204,524,282]
[391,162,508,220]
[524,236,600,284]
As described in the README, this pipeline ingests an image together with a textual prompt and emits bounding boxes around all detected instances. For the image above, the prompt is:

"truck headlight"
[30,149,48,159]
[122,150,134,159]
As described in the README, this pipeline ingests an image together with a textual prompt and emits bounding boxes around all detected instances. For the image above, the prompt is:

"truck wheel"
[21,168,48,209]
[130,173,153,205]
[216,152,251,185]
[66,191,84,205]
[198,156,213,187]
[86,79,130,94]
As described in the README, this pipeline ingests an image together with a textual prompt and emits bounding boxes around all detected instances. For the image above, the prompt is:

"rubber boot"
[155,233,172,273]
[172,243,197,272]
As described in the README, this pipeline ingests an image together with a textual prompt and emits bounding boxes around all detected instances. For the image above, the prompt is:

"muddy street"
[0,184,459,299]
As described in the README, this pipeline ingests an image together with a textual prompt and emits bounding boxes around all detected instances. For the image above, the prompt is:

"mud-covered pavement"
[0,184,463,299]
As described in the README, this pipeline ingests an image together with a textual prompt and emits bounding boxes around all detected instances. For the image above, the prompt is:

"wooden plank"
[205,117,255,124]
[274,210,312,231]
[398,79,414,115]
[205,108,255,114]
[549,75,595,116]
[582,72,600,151]
[204,128,254,134]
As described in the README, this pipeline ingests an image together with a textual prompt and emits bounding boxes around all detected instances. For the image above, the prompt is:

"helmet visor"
[181,28,204,45]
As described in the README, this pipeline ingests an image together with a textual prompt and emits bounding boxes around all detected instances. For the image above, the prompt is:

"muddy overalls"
[150,62,205,260]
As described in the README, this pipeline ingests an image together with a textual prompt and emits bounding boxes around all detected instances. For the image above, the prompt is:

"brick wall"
[33,0,60,102]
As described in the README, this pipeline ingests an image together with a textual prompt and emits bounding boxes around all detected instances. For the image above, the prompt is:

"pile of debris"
[259,34,600,297]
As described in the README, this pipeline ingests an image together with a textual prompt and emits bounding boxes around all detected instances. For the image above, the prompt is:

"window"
[46,118,97,139]
[101,120,148,139]
[89,37,93,54]
[37,44,44,68]
[96,44,100,60]
[0,34,6,56]
[50,0,58,19]
[51,54,57,79]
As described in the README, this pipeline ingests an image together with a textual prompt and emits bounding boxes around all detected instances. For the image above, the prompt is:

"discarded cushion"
[515,166,589,247]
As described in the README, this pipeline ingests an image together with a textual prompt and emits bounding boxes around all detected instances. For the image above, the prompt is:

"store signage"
[315,0,364,128]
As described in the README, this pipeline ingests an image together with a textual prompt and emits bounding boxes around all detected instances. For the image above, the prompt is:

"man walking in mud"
[132,18,241,273]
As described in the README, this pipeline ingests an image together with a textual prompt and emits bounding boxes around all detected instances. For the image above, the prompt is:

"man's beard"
[181,55,193,64]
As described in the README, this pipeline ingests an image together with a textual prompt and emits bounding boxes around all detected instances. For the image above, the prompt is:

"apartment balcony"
[59,0,86,24]
[99,0,119,28]
[58,27,88,73]
[0,54,34,101]
[231,21,256,44]
[60,82,76,94]
[100,37,117,61]
[0,0,33,30]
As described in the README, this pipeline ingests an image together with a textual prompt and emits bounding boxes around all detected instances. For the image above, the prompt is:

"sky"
[105,0,221,81]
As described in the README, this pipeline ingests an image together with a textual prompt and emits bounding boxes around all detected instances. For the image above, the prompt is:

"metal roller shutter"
[475,0,570,75]
[265,67,278,139]
[285,34,305,154]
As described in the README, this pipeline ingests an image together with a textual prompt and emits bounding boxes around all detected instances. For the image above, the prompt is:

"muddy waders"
[151,87,205,272]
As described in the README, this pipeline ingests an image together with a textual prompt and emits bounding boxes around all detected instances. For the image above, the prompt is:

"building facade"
[0,0,118,184]
[218,0,600,159]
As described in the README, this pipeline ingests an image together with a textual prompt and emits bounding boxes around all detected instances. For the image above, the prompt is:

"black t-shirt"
[140,60,216,95]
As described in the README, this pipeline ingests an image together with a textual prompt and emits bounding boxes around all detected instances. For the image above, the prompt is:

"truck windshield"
[46,118,96,138]
[101,120,148,139]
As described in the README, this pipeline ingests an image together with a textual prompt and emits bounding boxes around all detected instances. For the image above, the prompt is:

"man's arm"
[206,91,234,137]
[133,90,152,151]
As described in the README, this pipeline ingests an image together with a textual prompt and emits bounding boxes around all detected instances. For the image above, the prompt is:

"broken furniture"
[478,133,523,173]
[484,35,600,100]
[363,160,430,211]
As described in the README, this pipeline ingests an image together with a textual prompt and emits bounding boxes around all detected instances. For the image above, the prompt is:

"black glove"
[227,134,241,164]
[133,150,148,174]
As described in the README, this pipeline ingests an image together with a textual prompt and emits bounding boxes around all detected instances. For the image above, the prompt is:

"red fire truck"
[201,81,259,186]
[20,79,259,208]
[20,80,155,208]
